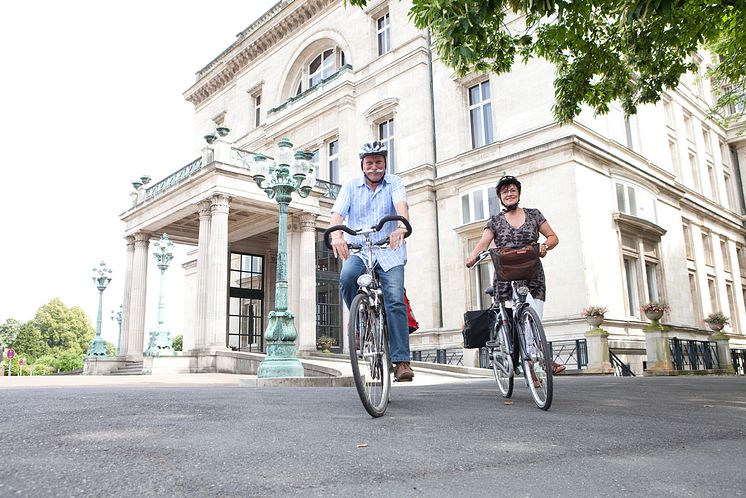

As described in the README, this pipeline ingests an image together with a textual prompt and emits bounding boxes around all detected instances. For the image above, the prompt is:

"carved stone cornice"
[184,0,338,107]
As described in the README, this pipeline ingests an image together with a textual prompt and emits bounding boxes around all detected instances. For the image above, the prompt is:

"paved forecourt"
[1,374,745,497]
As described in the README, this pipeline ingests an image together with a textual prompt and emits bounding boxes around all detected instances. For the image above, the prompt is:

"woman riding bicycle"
[465,175,565,375]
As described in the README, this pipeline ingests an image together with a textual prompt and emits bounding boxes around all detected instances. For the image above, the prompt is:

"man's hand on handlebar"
[331,233,349,260]
[389,226,407,250]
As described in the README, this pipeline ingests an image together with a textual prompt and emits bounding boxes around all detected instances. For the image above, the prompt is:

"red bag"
[404,289,419,333]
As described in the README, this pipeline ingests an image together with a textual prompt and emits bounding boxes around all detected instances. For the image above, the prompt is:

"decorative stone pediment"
[185,0,338,107]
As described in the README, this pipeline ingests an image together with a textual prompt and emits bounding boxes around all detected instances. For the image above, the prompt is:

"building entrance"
[228,253,264,352]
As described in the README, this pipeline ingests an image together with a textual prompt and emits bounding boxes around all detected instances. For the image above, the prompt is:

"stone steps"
[110,361,144,376]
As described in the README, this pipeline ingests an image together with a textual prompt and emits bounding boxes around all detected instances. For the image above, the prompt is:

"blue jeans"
[340,257,410,363]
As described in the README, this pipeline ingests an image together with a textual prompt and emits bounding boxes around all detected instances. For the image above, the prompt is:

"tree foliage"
[346,0,745,123]
[33,298,95,356]
[12,321,50,362]
[0,318,21,348]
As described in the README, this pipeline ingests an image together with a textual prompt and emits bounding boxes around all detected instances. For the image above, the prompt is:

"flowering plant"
[581,305,608,317]
[704,311,730,325]
[317,335,337,346]
[640,302,670,314]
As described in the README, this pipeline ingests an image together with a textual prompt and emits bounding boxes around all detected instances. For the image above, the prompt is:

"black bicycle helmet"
[496,175,521,195]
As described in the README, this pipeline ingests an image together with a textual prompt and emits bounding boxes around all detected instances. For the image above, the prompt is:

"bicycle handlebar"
[323,215,412,250]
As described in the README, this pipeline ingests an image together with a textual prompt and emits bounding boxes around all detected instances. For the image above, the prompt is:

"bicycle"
[323,215,413,418]
[469,248,553,410]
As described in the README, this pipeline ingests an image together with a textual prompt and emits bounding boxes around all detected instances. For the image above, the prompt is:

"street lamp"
[203,125,230,145]
[111,305,123,355]
[146,233,175,355]
[252,137,313,378]
[87,261,112,357]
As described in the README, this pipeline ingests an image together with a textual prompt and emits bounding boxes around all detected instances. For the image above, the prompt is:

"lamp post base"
[87,336,109,357]
[145,329,175,356]
[257,312,304,378]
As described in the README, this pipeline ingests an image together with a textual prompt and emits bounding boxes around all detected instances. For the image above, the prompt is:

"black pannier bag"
[462,309,495,349]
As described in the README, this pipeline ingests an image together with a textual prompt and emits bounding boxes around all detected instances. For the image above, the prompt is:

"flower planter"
[644,310,664,322]
[707,322,725,332]
[586,315,604,327]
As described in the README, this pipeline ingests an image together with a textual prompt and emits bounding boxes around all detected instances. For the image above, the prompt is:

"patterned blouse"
[484,208,547,301]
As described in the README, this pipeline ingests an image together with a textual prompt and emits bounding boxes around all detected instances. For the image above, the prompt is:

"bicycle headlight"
[357,274,373,288]
[516,286,530,296]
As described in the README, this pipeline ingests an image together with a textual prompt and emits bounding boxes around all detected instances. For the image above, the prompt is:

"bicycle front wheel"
[492,322,514,398]
[520,306,553,410]
[348,293,391,418]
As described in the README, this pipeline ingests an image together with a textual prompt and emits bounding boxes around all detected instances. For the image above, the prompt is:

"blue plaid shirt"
[331,174,407,271]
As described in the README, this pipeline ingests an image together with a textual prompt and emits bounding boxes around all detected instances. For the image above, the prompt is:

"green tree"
[105,341,117,356]
[346,0,745,124]
[57,351,85,372]
[34,298,95,355]
[12,321,49,362]
[0,318,21,348]
[172,334,183,352]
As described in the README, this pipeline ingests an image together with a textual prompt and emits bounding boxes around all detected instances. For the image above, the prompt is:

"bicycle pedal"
[485,340,500,348]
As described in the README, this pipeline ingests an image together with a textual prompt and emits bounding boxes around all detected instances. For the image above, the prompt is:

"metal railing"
[669,338,719,371]
[412,349,464,366]
[732,349,746,375]
[610,350,636,376]
[548,339,588,370]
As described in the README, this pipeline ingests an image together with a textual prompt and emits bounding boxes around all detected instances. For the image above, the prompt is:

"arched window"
[294,47,346,96]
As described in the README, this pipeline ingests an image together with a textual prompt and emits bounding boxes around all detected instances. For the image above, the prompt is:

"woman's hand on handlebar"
[331,234,349,260]
[465,254,477,268]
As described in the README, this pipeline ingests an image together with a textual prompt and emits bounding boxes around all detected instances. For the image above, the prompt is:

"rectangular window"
[378,118,396,173]
[663,98,675,129]
[727,283,738,332]
[254,93,262,127]
[721,239,731,273]
[669,139,680,175]
[702,232,714,267]
[645,262,659,302]
[327,139,339,184]
[376,13,391,56]
[624,257,639,316]
[737,245,746,278]
[310,149,320,179]
[615,183,637,216]
[708,162,719,202]
[683,111,694,143]
[468,81,493,149]
[689,272,702,324]
[683,224,694,261]
[724,171,736,210]
[702,126,712,155]
[472,189,484,221]
[708,277,719,312]
[689,153,700,190]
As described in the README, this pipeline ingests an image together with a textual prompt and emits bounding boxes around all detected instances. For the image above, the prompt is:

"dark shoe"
[394,362,414,382]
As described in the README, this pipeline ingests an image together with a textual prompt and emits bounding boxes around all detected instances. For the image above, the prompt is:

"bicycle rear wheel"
[520,306,553,410]
[348,293,391,418]
[492,320,514,398]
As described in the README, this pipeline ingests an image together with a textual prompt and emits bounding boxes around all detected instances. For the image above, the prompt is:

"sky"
[0,0,279,347]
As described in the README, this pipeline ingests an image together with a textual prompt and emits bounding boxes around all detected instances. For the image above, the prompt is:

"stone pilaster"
[585,326,613,374]
[127,232,150,361]
[709,331,735,373]
[193,199,212,349]
[642,321,676,375]
[119,236,135,357]
[205,194,230,349]
[297,213,318,353]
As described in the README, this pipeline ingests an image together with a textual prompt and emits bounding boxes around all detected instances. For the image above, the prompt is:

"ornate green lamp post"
[111,305,123,355]
[252,137,314,378]
[87,261,112,357]
[146,233,176,355]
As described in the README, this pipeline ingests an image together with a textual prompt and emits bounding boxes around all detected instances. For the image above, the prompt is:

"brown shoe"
[394,362,414,382]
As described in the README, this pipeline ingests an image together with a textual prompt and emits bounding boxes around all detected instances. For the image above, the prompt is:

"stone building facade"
[112,0,746,374]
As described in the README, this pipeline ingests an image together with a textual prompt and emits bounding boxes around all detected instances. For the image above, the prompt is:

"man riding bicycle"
[328,141,414,382]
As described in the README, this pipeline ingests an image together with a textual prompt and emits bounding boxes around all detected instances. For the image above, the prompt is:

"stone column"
[205,194,230,349]
[709,331,734,373]
[585,325,613,374]
[297,213,318,353]
[193,199,212,349]
[642,321,676,375]
[119,236,135,357]
[127,232,150,362]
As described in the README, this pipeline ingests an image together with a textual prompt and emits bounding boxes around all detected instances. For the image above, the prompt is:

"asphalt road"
[2,375,745,497]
